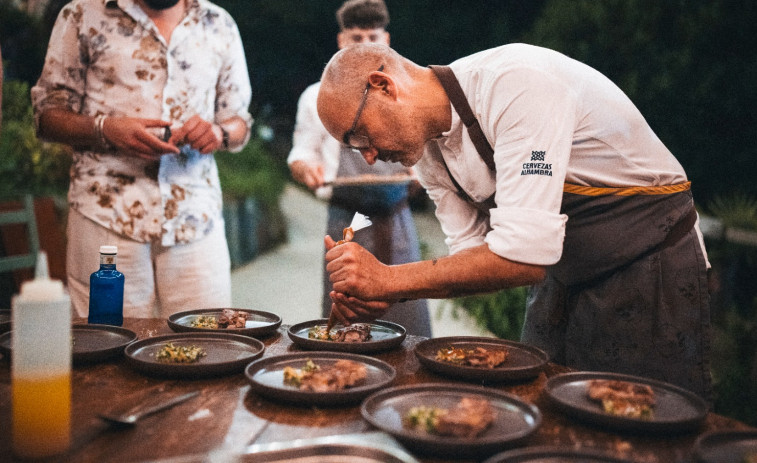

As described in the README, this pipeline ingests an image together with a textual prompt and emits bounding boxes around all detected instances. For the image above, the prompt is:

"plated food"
[435,345,508,368]
[361,384,541,459]
[167,308,281,338]
[282,358,367,392]
[124,333,264,378]
[288,319,405,353]
[545,372,707,433]
[190,309,248,329]
[405,397,495,438]
[587,379,655,420]
[245,352,396,406]
[414,336,548,382]
[307,323,372,342]
[155,342,206,363]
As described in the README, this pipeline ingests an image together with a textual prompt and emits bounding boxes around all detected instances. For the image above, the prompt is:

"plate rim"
[482,445,637,463]
[287,318,406,353]
[544,371,708,433]
[360,382,542,452]
[167,307,282,337]
[71,323,138,363]
[692,429,757,463]
[124,332,265,377]
[0,323,138,364]
[245,351,397,406]
[413,336,549,382]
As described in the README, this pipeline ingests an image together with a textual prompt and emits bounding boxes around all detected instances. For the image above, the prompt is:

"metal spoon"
[98,390,200,428]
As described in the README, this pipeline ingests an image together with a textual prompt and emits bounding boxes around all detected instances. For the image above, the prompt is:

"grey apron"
[430,65,712,401]
[321,146,431,337]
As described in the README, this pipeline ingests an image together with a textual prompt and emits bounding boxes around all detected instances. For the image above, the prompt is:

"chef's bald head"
[317,43,406,138]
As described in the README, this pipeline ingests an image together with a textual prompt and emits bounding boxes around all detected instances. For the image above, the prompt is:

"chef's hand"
[102,116,180,160]
[328,291,390,325]
[289,160,325,191]
[325,235,394,301]
[169,114,223,154]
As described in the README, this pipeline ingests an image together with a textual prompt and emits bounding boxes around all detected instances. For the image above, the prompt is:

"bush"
[445,287,528,341]
[216,133,287,207]
[0,80,72,200]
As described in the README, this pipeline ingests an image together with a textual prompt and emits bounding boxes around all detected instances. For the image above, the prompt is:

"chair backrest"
[0,194,40,273]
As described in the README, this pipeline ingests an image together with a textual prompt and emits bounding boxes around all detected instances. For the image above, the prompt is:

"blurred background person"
[31,0,252,318]
[287,0,431,336]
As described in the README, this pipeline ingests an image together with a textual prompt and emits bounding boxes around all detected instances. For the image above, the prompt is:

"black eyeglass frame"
[342,65,384,149]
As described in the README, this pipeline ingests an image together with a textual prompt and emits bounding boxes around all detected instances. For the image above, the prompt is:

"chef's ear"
[368,70,397,100]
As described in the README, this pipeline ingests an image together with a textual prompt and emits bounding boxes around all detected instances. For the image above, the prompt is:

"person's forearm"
[217,116,248,151]
[38,108,100,148]
[384,244,545,300]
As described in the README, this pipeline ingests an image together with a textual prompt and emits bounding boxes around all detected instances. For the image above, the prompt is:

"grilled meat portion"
[333,323,372,343]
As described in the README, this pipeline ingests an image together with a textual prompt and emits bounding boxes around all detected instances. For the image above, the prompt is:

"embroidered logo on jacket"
[521,150,553,176]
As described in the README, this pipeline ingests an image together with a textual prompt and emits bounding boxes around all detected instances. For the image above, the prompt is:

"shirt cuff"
[485,206,567,266]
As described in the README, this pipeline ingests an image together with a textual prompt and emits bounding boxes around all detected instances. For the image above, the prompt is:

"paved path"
[231,184,492,338]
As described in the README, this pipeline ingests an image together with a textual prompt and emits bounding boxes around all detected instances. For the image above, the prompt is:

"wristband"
[93,114,110,150]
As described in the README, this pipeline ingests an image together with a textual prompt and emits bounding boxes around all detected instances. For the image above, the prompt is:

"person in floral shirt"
[32,0,252,318]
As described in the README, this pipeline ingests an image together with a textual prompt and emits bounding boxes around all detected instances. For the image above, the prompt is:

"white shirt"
[287,82,341,200]
[416,43,691,265]
[32,0,252,246]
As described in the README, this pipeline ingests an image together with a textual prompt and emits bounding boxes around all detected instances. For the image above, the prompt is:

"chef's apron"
[322,146,431,337]
[430,65,712,401]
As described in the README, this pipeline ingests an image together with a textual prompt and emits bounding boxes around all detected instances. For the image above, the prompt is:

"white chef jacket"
[416,43,695,266]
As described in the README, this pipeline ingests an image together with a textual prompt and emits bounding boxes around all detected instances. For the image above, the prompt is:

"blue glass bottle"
[88,245,124,326]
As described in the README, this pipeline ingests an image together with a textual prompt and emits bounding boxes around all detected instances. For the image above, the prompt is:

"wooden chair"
[0,194,40,274]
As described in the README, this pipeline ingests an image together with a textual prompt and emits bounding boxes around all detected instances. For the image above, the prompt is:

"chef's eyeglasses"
[342,65,384,150]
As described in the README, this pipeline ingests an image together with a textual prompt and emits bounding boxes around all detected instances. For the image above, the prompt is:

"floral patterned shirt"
[31,0,252,246]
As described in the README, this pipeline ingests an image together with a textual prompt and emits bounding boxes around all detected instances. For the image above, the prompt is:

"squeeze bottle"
[11,251,72,459]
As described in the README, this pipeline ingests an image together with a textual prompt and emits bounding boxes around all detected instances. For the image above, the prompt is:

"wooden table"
[0,318,752,462]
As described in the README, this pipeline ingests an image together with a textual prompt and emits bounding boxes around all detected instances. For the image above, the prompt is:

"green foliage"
[216,134,287,207]
[0,80,72,199]
[446,287,528,341]
[706,193,757,231]
[526,0,757,207]
[710,300,757,427]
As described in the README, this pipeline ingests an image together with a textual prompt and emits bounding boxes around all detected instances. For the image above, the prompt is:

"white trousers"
[66,209,231,318]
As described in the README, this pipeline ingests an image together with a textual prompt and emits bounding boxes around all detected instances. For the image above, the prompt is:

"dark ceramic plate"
[693,430,757,463]
[287,319,406,353]
[414,336,548,382]
[167,308,281,338]
[361,384,541,459]
[124,332,264,378]
[71,324,138,363]
[245,351,396,406]
[0,324,137,365]
[0,309,10,334]
[483,446,636,463]
[544,371,707,433]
